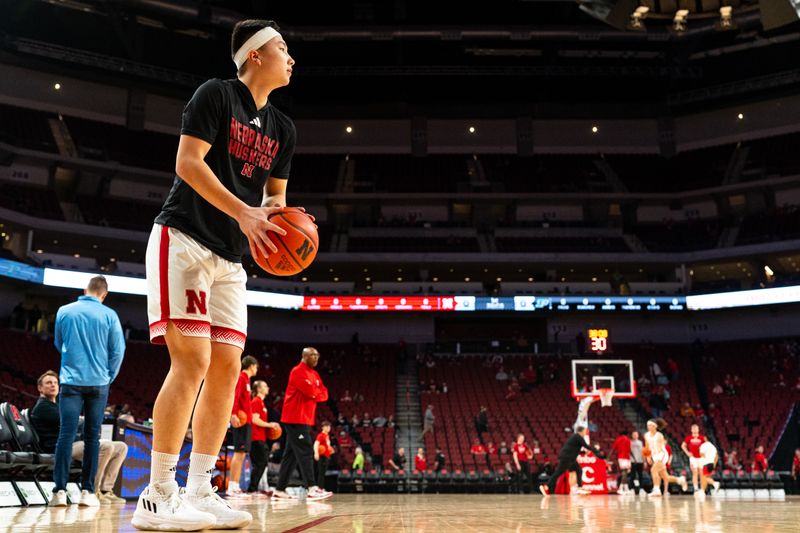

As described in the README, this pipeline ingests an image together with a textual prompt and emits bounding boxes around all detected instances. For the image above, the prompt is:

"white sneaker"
[183,485,252,530]
[678,476,688,492]
[306,486,333,502]
[696,490,706,500]
[50,490,68,507]
[78,491,101,508]
[132,481,216,532]
[712,481,721,493]
[223,487,251,500]
[100,491,126,504]
[649,488,662,497]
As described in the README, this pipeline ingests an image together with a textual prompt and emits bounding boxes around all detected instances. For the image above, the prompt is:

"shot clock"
[587,328,609,353]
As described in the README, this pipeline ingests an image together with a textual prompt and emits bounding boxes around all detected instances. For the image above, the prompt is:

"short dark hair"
[37,370,58,387]
[231,19,280,72]
[321,420,331,428]
[87,275,108,294]
[575,425,587,433]
[242,355,258,371]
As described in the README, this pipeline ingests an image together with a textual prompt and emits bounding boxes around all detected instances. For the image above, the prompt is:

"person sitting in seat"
[30,370,128,504]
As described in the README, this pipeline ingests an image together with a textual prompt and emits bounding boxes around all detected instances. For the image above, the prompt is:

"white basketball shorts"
[689,456,704,469]
[146,224,247,349]
[618,458,631,470]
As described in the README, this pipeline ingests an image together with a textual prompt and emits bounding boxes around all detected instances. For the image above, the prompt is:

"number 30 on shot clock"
[587,328,609,353]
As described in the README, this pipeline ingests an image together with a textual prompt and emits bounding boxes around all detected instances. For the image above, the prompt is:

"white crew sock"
[150,451,179,487]
[228,480,240,493]
[186,452,218,495]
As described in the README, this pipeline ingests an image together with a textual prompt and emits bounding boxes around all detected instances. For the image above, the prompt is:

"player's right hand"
[237,205,288,257]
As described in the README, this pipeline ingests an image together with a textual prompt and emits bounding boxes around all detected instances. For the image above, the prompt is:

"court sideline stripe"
[279,515,337,533]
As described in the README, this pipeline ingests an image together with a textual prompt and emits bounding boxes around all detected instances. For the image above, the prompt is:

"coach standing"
[272,347,332,502]
[51,276,125,507]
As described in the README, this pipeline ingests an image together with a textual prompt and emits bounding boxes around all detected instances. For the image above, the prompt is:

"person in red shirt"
[227,355,258,498]
[247,380,281,495]
[414,448,427,472]
[611,431,632,494]
[681,424,708,493]
[512,433,533,494]
[791,448,800,493]
[313,421,334,489]
[273,347,331,502]
[751,445,768,472]
[470,440,487,457]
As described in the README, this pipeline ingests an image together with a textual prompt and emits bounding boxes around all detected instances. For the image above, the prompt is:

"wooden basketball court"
[2,494,797,532]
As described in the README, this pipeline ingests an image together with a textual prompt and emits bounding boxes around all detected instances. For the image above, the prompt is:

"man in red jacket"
[226,355,258,498]
[272,347,332,502]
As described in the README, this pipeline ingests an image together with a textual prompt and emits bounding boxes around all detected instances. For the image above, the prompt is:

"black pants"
[247,440,269,492]
[517,462,531,493]
[316,456,329,488]
[546,457,581,494]
[276,424,316,491]
[630,462,644,493]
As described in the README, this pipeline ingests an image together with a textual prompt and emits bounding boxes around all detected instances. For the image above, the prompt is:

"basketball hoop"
[598,388,614,407]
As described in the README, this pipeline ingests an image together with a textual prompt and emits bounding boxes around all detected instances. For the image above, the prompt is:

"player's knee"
[170,350,211,383]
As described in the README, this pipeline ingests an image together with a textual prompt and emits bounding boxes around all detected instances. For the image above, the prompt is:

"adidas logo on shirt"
[249,117,261,128]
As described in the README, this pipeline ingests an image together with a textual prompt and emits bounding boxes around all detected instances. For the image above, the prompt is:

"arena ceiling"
[2,0,799,116]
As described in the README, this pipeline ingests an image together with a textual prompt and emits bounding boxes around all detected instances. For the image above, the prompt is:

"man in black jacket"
[540,426,597,496]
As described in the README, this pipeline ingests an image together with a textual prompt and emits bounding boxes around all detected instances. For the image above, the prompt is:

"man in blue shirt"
[51,276,125,507]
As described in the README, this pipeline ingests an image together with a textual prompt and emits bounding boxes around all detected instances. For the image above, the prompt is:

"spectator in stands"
[340,390,352,402]
[387,415,396,428]
[650,361,667,385]
[470,440,487,458]
[389,447,406,472]
[351,413,361,427]
[338,431,353,449]
[629,431,645,494]
[314,421,334,489]
[441,382,449,394]
[352,447,365,471]
[373,414,387,427]
[50,276,125,507]
[434,448,446,472]
[666,357,679,382]
[118,404,135,424]
[498,441,510,456]
[679,402,695,418]
[723,374,736,395]
[512,433,533,494]
[712,382,723,395]
[353,391,365,403]
[495,366,509,381]
[522,365,537,392]
[725,449,742,471]
[505,379,521,401]
[31,370,128,504]
[414,448,427,472]
[362,412,372,427]
[791,448,800,492]
[475,406,489,436]
[227,355,259,499]
[637,373,652,394]
[751,445,768,473]
[420,405,435,441]
[486,441,497,457]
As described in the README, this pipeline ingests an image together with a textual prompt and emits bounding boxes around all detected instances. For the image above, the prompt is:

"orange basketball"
[254,208,318,276]
[643,446,652,458]
[265,425,282,440]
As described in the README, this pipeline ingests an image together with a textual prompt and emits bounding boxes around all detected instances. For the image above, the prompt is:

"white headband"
[233,27,282,70]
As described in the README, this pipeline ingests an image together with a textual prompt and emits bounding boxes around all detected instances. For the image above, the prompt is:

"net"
[598,388,614,407]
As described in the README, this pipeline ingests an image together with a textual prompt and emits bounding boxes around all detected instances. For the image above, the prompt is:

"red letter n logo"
[186,290,208,315]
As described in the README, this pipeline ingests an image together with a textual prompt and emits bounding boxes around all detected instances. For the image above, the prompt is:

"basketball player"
[133,19,298,531]
[698,441,721,497]
[539,426,595,496]
[313,421,334,488]
[574,396,596,443]
[273,347,332,502]
[681,423,707,493]
[226,355,259,498]
[610,431,632,494]
[248,380,280,495]
[643,419,686,497]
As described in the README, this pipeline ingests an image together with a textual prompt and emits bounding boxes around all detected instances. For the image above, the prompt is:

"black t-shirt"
[559,433,589,461]
[393,453,406,470]
[156,78,296,263]
[30,397,60,453]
